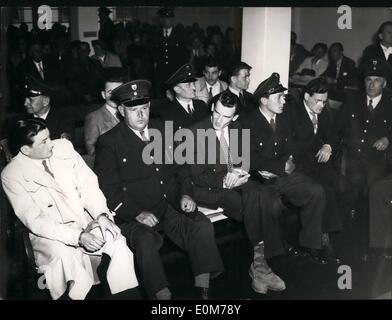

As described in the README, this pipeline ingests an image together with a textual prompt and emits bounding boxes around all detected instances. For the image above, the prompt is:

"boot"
[249,242,286,294]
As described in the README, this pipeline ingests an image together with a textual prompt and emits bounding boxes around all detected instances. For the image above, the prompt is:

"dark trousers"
[345,158,387,250]
[120,205,224,298]
[269,172,325,249]
[369,175,392,249]
[297,162,343,233]
[193,180,285,258]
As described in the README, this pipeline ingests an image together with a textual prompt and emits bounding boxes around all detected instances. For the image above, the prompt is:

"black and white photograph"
[0,1,392,310]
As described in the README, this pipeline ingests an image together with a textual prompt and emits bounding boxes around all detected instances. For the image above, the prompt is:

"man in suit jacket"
[226,61,257,115]
[189,91,286,294]
[324,42,357,101]
[152,7,189,97]
[194,58,228,105]
[1,118,139,300]
[94,80,223,300]
[3,75,75,142]
[160,63,209,131]
[334,59,392,258]
[91,39,122,68]
[361,21,392,88]
[84,67,124,156]
[289,78,343,260]
[240,73,327,264]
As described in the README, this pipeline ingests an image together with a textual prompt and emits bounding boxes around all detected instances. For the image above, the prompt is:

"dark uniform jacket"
[289,100,336,174]
[152,27,188,93]
[334,91,392,166]
[361,44,392,87]
[94,120,193,224]
[240,107,296,177]
[160,98,209,131]
[4,107,75,141]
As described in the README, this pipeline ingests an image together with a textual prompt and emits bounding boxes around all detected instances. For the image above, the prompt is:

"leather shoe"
[196,287,210,300]
[323,244,342,264]
[285,245,301,257]
[303,247,328,264]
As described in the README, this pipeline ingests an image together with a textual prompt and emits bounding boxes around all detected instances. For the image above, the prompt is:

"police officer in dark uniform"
[334,58,392,259]
[98,7,115,53]
[240,73,327,264]
[159,63,209,131]
[3,74,75,142]
[152,7,188,98]
[94,80,223,300]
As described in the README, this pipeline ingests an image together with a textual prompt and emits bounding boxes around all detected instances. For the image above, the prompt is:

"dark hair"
[211,90,240,115]
[203,58,221,70]
[228,61,252,78]
[303,77,328,97]
[378,21,392,36]
[92,39,106,51]
[311,43,327,55]
[8,118,47,156]
[330,42,343,52]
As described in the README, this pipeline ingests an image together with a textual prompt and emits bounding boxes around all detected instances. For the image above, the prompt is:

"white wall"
[292,7,392,65]
[242,7,291,93]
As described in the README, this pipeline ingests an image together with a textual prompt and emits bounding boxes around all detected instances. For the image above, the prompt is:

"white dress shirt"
[105,104,118,118]
[163,27,173,37]
[130,125,149,141]
[367,94,382,110]
[206,81,221,97]
[176,98,194,114]
[380,43,392,61]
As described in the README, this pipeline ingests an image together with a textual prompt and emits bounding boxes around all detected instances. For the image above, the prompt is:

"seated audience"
[323,42,357,101]
[1,118,139,300]
[65,41,105,104]
[94,80,224,300]
[291,43,329,86]
[289,32,310,76]
[91,39,122,68]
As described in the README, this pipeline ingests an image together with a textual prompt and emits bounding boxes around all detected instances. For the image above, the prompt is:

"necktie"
[187,104,193,116]
[140,129,149,143]
[220,130,233,172]
[239,91,245,106]
[38,62,44,79]
[114,111,121,121]
[208,87,213,101]
[270,118,276,132]
[164,29,168,38]
[368,99,373,112]
[42,160,54,178]
[310,112,318,134]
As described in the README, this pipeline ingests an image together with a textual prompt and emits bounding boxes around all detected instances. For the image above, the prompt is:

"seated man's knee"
[132,230,162,253]
[192,216,214,236]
